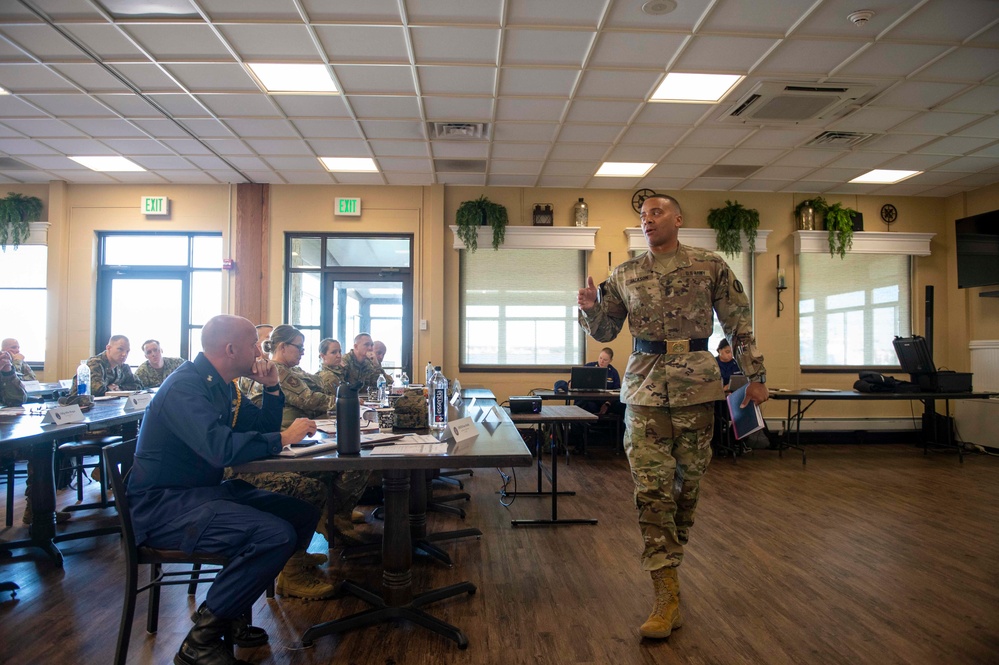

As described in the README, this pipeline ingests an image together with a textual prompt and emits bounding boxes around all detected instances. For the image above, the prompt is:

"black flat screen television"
[955,210,999,289]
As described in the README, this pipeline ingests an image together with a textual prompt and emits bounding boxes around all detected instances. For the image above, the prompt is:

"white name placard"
[483,404,505,422]
[124,392,154,411]
[41,405,85,425]
[446,417,478,446]
[21,380,42,392]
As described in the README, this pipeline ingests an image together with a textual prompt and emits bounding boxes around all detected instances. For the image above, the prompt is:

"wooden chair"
[58,434,121,511]
[105,439,237,665]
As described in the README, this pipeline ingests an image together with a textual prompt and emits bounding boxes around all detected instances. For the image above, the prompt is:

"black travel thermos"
[336,381,362,455]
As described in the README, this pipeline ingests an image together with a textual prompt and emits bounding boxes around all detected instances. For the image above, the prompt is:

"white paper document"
[369,443,448,455]
[279,440,340,457]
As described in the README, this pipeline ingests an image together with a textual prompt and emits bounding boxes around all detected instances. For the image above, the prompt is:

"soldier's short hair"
[319,338,341,354]
[717,339,730,351]
[108,334,129,345]
[353,332,372,345]
[647,194,682,217]
[141,339,160,352]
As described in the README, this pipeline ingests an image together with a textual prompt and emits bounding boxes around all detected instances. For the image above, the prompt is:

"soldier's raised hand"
[577,276,599,312]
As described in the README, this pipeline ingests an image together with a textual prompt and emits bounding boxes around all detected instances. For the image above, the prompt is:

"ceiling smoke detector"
[848,10,875,26]
[642,0,677,16]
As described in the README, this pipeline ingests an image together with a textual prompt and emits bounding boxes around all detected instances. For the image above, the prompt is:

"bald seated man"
[127,314,320,665]
[1,338,36,382]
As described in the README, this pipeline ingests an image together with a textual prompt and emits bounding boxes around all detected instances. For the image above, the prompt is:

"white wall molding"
[625,227,771,254]
[16,221,50,246]
[793,230,934,256]
[450,225,598,251]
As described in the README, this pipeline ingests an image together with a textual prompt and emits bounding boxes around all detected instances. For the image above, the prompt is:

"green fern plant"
[455,196,508,252]
[707,199,759,257]
[824,202,855,259]
[0,192,43,250]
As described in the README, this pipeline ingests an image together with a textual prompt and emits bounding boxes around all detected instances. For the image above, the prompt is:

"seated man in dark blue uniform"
[128,314,319,665]
[715,339,742,389]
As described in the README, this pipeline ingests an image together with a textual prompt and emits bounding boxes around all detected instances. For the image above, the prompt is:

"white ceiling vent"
[720,81,873,124]
[805,131,877,148]
[428,122,490,140]
[434,159,487,172]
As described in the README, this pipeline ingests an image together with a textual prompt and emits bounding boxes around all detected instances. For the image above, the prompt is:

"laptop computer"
[727,374,749,392]
[570,366,610,392]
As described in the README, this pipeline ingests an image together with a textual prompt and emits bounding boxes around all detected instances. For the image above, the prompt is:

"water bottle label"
[78,382,88,395]
[432,388,447,424]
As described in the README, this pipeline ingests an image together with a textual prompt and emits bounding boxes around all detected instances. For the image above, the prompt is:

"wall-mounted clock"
[880,204,898,225]
[632,188,657,214]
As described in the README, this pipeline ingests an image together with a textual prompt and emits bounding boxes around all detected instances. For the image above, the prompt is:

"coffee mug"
[376,408,395,432]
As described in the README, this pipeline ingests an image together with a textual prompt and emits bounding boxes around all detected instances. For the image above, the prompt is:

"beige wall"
[16,179,991,422]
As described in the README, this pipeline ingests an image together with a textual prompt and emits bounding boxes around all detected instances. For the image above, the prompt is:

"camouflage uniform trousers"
[226,469,369,528]
[623,402,714,572]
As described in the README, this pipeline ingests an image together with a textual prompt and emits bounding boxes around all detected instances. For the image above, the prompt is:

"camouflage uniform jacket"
[342,352,388,392]
[579,243,765,408]
[71,352,144,396]
[0,371,26,406]
[12,358,36,382]
[316,364,345,396]
[274,363,335,430]
[135,357,185,388]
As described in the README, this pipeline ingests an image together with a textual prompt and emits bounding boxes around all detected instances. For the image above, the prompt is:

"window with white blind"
[0,244,47,364]
[460,248,585,369]
[799,253,911,367]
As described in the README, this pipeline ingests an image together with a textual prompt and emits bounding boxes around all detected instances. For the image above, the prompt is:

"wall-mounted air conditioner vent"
[805,131,877,148]
[720,81,874,124]
[428,122,490,140]
[434,159,487,172]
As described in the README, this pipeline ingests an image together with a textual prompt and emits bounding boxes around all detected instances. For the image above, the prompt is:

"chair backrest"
[104,439,139,563]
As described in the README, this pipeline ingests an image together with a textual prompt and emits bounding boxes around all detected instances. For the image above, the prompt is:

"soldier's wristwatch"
[753,373,766,384]
[263,384,281,394]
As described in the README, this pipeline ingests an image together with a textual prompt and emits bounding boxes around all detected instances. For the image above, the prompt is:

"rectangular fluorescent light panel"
[319,157,379,172]
[849,169,921,184]
[595,162,655,177]
[651,73,744,102]
[70,156,146,172]
[248,63,337,93]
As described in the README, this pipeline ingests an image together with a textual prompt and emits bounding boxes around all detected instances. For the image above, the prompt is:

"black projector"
[509,396,542,414]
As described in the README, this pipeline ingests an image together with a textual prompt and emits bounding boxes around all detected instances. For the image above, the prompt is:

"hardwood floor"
[1,442,997,664]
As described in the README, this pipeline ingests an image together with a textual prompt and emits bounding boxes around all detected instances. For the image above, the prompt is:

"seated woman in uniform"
[134,339,185,388]
[315,337,344,396]
[231,326,373,564]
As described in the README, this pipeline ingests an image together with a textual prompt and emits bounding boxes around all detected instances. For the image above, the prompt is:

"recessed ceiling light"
[849,169,921,184]
[595,162,655,177]
[651,73,744,103]
[319,157,379,172]
[248,63,337,93]
[69,156,145,172]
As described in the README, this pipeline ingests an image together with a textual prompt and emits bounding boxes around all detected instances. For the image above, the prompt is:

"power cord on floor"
[497,467,517,507]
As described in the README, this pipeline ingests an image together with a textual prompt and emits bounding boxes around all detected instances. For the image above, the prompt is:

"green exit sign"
[141,196,169,216]
[335,197,361,217]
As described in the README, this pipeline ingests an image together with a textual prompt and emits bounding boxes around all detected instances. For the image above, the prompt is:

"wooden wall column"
[233,183,269,324]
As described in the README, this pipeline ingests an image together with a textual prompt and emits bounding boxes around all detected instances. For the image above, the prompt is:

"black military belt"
[634,338,709,354]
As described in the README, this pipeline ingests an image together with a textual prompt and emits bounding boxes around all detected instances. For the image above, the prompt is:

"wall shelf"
[793,230,935,256]
[625,227,771,254]
[450,225,598,251]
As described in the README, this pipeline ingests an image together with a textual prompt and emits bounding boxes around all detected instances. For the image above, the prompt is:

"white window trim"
[793,231,934,256]
[450,225,598,251]
[625,227,771,254]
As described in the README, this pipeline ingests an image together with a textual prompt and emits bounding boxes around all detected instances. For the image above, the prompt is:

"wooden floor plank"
[0,442,997,664]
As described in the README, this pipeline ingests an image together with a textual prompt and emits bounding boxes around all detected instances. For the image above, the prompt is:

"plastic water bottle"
[401,372,410,388]
[428,366,448,431]
[376,374,388,406]
[76,359,90,396]
[425,361,433,386]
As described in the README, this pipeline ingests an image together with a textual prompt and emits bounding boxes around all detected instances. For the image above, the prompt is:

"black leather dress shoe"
[191,602,269,648]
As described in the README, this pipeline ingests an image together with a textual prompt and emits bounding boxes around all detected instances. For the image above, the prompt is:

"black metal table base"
[301,579,475,649]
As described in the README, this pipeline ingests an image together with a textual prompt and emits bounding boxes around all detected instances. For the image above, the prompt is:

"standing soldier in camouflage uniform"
[134,339,185,388]
[343,333,389,392]
[1,338,36,382]
[232,325,373,557]
[577,194,768,640]
[315,338,345,396]
[70,334,143,396]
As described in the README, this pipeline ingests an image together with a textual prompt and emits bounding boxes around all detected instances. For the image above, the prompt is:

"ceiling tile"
[935,155,999,172]
[244,138,314,155]
[436,172,485,185]
[0,25,90,60]
[914,135,996,155]
[566,99,643,123]
[558,123,624,143]
[430,142,489,158]
[502,29,596,68]
[219,24,321,59]
[348,95,422,119]
[164,64,259,92]
[377,157,433,171]
[305,139,369,155]
[829,108,919,133]
[549,143,609,160]
[492,122,558,142]
[881,153,954,170]
[605,144,665,162]
[21,93,119,117]
[587,31,685,69]
[753,165,811,180]
[0,138,58,154]
[418,66,496,96]
[732,179,796,192]
[662,146,729,164]
[685,177,743,190]
[506,0,607,28]
[60,24,149,59]
[647,162,705,178]
[915,47,999,83]
[358,120,426,139]
[888,1,999,42]
[3,118,85,137]
[62,118,147,137]
[146,94,213,117]
[638,177,693,190]
[674,36,781,72]
[605,0,711,31]
[754,39,865,76]
[423,96,493,120]
[314,25,410,63]
[368,139,430,157]
[96,94,163,118]
[543,160,600,176]
[198,94,279,117]
[224,118,299,138]
[893,112,984,135]
[955,115,999,138]
[262,156,325,170]
[111,64,184,91]
[300,0,400,22]
[385,172,434,185]
[680,126,754,147]
[633,103,714,125]
[410,27,499,65]
[858,133,932,153]
[487,174,539,186]
[101,138,174,155]
[936,85,999,114]
[575,69,662,100]
[489,159,542,175]
[121,24,233,59]
[835,43,953,78]
[738,127,818,149]
[617,124,687,146]
[199,0,303,20]
[49,64,133,92]
[202,139,254,155]
[772,149,841,167]
[272,95,350,118]
[0,64,82,92]
[334,65,417,95]
[495,98,569,123]
[490,142,551,159]
[0,96,47,117]
[179,118,237,138]
[406,0,501,24]
[870,81,970,110]
[131,155,195,170]
[826,151,891,169]
[719,148,786,164]
[499,68,580,97]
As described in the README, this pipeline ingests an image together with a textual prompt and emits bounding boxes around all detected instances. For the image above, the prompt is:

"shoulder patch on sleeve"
[733,279,744,294]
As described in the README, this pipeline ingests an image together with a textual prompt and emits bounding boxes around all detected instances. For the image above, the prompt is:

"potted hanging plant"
[794,196,828,231]
[0,192,43,250]
[455,195,508,252]
[824,201,857,259]
[707,199,759,257]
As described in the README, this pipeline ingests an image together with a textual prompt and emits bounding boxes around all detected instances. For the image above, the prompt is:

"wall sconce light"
[776,254,787,317]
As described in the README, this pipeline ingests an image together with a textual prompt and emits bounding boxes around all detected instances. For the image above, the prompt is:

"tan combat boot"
[275,551,336,600]
[639,567,683,639]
